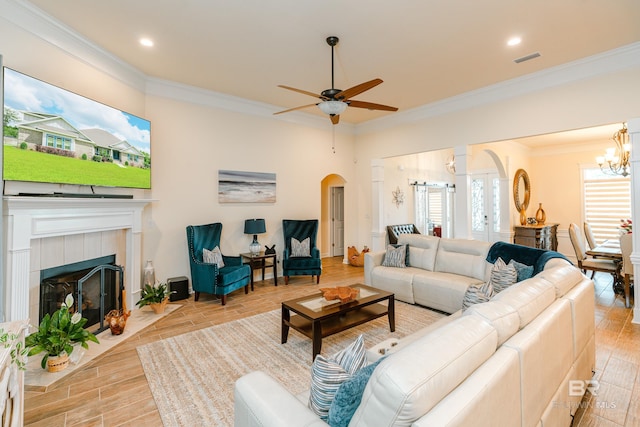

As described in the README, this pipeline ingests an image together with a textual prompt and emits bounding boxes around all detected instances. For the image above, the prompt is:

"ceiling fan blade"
[277,85,328,100]
[334,78,383,101]
[347,100,398,111]
[273,103,318,115]
[331,114,340,125]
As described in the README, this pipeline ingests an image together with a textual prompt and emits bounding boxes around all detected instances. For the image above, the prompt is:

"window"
[45,134,72,150]
[414,184,454,237]
[583,168,631,244]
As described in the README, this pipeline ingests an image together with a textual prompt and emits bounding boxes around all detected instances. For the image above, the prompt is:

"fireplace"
[40,255,123,333]
[3,197,152,322]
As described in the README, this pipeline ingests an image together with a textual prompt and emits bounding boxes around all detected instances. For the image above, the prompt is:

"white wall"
[143,93,356,282]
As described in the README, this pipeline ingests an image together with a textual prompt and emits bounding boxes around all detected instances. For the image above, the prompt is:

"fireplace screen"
[40,255,124,334]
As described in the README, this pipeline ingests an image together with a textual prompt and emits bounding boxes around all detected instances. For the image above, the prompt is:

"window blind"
[583,170,630,244]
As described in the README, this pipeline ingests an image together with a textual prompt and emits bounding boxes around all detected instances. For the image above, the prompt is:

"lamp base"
[249,236,261,255]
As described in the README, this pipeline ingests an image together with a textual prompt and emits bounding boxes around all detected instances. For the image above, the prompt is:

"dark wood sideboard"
[513,224,558,251]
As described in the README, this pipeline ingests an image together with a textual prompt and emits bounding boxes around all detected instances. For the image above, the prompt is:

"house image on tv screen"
[14,111,145,167]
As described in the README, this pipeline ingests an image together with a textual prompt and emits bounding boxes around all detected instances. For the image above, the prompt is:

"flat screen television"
[2,67,151,189]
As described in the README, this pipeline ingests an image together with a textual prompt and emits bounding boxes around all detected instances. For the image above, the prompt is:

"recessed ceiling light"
[140,38,154,47]
[507,37,522,47]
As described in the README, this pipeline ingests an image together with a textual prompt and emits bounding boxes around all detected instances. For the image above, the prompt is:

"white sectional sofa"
[364,234,492,313]
[364,234,563,313]
[234,258,595,427]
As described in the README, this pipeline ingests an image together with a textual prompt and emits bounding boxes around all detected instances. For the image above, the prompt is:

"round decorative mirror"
[513,168,531,213]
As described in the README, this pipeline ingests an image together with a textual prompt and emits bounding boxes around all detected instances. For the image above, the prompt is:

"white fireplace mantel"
[3,196,153,322]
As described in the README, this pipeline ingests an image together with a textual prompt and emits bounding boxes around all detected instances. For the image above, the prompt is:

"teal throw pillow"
[327,357,386,427]
[508,259,534,282]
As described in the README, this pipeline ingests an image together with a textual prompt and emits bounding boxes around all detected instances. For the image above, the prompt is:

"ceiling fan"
[274,36,398,125]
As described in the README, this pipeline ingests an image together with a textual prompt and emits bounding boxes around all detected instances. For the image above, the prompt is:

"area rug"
[137,302,445,426]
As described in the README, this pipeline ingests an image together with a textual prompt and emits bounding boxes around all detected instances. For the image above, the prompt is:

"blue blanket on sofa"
[486,241,571,276]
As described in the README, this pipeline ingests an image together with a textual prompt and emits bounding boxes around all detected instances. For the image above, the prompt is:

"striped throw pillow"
[489,257,518,293]
[202,246,225,268]
[462,281,494,310]
[309,334,366,421]
[381,244,407,268]
[291,237,311,257]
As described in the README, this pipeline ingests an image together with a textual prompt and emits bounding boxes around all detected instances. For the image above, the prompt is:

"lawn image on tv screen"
[2,67,151,189]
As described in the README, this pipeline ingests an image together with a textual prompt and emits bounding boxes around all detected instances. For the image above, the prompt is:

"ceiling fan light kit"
[274,35,398,124]
[318,100,347,115]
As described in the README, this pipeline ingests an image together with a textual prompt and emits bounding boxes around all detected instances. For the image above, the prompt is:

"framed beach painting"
[218,170,276,203]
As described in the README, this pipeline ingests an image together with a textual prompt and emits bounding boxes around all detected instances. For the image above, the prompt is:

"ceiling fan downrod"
[321,36,341,99]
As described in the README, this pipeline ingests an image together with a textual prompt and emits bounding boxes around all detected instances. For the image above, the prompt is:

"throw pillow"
[291,237,311,257]
[381,244,407,268]
[309,335,367,421]
[327,356,386,427]
[508,259,534,282]
[462,281,494,310]
[488,257,517,293]
[203,246,225,268]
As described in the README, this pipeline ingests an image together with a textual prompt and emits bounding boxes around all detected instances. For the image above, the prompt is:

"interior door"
[331,187,344,257]
[471,173,500,242]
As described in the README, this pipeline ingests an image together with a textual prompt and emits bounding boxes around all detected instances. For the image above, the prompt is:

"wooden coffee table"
[281,284,395,360]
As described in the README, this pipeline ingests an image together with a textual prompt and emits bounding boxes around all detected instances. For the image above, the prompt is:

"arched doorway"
[321,174,347,261]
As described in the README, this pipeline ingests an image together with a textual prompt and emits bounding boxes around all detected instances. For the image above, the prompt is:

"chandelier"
[596,124,630,177]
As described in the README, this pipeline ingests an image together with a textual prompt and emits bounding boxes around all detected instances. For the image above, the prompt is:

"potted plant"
[136,282,173,314]
[25,294,100,372]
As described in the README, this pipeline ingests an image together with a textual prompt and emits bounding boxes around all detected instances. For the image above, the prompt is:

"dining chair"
[569,223,618,280]
[584,222,597,250]
[620,233,634,308]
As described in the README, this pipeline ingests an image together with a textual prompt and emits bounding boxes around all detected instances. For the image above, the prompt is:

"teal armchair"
[186,222,251,305]
[282,219,322,285]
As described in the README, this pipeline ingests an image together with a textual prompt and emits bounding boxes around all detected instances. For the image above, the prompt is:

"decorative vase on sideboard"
[535,203,546,225]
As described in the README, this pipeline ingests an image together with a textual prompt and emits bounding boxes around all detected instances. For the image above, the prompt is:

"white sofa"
[234,259,595,427]
[364,234,492,313]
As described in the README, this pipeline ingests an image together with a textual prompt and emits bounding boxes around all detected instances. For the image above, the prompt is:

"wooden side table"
[241,252,278,291]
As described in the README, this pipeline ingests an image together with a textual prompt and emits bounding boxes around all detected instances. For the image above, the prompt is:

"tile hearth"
[24,303,181,390]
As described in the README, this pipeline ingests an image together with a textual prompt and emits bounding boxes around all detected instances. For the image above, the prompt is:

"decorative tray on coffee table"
[320,286,360,304]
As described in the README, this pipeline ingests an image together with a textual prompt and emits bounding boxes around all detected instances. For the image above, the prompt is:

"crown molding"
[2,0,352,133]
[0,0,147,90]
[4,0,638,137]
[356,42,640,135]
[146,77,354,133]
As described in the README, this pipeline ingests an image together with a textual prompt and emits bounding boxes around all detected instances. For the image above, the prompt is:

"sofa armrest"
[364,251,386,285]
[234,371,329,427]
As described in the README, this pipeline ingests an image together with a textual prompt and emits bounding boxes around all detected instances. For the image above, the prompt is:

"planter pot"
[47,352,70,372]
[149,298,168,314]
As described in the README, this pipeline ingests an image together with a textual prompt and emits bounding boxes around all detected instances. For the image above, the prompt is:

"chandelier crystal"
[596,124,631,177]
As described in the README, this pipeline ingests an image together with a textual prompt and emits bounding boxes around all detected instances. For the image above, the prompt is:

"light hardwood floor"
[23,257,639,426]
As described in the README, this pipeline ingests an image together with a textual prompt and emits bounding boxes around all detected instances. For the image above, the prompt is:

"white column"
[371,159,386,251]
[3,214,32,321]
[627,118,640,323]
[453,146,472,239]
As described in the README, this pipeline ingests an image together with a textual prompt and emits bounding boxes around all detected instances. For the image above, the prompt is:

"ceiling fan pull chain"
[332,125,336,154]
